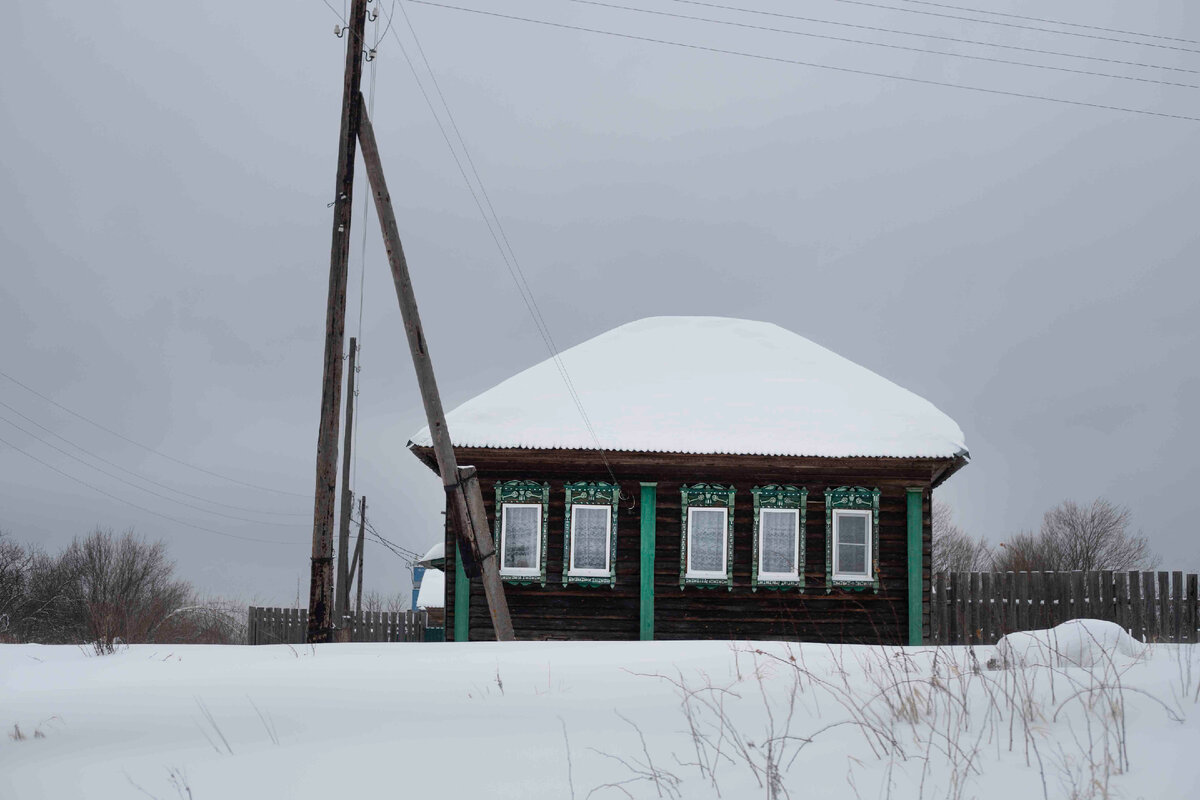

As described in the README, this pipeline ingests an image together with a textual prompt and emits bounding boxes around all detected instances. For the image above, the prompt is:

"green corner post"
[639,482,657,641]
[454,541,469,642]
[906,487,924,646]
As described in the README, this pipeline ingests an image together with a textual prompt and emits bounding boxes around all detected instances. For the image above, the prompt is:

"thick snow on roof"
[416,568,444,609]
[417,540,444,568]
[410,317,967,459]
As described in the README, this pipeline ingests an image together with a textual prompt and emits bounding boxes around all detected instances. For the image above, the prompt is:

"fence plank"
[1187,574,1199,644]
[1069,571,1084,622]
[1171,571,1183,643]
[1015,572,1029,633]
[1114,572,1129,634]
[978,572,992,644]
[1158,572,1170,643]
[932,573,944,645]
[1140,572,1156,642]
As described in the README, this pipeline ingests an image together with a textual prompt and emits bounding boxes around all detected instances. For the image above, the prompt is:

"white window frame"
[757,507,800,581]
[499,503,543,578]
[685,506,729,580]
[832,508,872,582]
[567,504,612,578]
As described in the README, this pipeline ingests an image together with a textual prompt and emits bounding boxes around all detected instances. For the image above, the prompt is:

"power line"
[665,0,1200,76]
[0,433,295,546]
[571,0,1199,90]
[383,1,623,486]
[894,0,1200,46]
[0,407,308,522]
[0,369,310,498]
[820,0,1200,55]
[408,1,1200,123]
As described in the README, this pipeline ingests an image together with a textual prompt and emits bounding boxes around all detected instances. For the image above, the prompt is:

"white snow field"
[2,631,1197,799]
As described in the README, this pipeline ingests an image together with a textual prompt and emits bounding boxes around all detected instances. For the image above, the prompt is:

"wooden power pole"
[308,0,370,644]
[334,337,359,639]
[356,99,515,641]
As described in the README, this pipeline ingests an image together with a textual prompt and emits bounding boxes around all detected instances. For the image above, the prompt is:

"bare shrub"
[610,638,1178,800]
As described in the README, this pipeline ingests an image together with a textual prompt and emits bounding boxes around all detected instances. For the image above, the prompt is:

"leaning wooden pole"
[356,99,515,641]
[308,0,370,645]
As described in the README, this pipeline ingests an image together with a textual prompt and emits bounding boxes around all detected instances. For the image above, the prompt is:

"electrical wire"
[0,399,309,517]
[570,0,1199,90]
[0,412,306,527]
[893,0,1200,46]
[820,0,1200,55]
[408,2,1200,123]
[389,0,623,487]
[0,433,295,545]
[0,369,310,498]
[663,0,1200,77]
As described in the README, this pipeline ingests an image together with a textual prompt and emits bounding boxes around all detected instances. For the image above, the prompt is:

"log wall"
[421,447,957,644]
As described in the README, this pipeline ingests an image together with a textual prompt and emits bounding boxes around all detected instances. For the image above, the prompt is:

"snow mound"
[995,619,1147,669]
[408,316,968,459]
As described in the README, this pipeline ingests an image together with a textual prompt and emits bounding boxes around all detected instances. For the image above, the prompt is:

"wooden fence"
[930,570,1199,645]
[246,607,434,645]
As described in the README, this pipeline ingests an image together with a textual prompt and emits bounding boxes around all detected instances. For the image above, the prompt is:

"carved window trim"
[824,486,881,592]
[562,481,619,587]
[494,480,550,586]
[680,483,735,590]
[752,485,807,591]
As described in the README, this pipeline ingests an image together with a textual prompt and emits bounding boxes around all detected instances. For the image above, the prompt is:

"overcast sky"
[2,0,1198,605]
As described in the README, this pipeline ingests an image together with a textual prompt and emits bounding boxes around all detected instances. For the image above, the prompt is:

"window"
[500,504,542,576]
[752,484,806,590]
[680,483,735,589]
[563,481,619,586]
[824,486,880,592]
[494,480,550,585]
[832,510,871,580]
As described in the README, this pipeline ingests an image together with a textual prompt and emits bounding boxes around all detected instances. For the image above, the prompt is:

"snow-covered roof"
[409,316,967,459]
[416,569,444,609]
[417,540,444,568]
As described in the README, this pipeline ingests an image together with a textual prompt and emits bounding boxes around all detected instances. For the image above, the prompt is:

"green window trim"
[824,486,881,593]
[494,479,550,587]
[680,483,735,590]
[562,481,619,587]
[752,485,807,591]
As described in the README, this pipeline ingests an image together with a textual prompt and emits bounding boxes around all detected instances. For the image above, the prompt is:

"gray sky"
[2,0,1198,605]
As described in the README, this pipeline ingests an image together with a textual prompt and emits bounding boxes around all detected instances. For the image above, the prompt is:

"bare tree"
[0,530,30,640]
[931,501,993,574]
[361,589,408,614]
[994,499,1157,572]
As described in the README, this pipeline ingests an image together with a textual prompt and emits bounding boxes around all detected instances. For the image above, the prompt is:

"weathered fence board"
[930,570,1199,645]
[246,608,431,645]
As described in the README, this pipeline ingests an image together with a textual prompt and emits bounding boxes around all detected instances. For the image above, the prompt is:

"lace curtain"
[689,508,725,572]
[572,506,609,571]
[502,505,539,569]
[760,509,796,574]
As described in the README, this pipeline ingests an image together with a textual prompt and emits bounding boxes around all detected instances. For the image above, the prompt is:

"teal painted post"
[454,541,469,642]
[906,487,924,646]
[639,482,657,641]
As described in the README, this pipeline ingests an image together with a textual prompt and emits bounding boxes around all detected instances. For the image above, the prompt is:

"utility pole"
[356,100,515,641]
[355,496,366,614]
[334,336,359,639]
[308,0,370,645]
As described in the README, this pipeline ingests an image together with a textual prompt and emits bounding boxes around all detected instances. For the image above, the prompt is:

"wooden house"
[409,317,968,644]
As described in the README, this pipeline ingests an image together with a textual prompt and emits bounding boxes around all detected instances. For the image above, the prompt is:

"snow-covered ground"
[2,627,1197,799]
